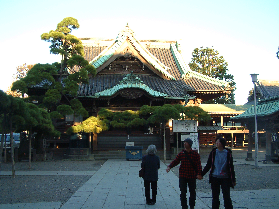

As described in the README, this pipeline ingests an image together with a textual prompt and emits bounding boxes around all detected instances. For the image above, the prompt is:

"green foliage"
[110,110,140,129]
[188,47,236,104]
[148,104,181,124]
[67,116,108,135]
[50,111,63,119]
[41,17,84,59]
[57,105,74,116]
[98,108,114,120]
[139,105,156,116]
[70,99,88,117]
[67,125,84,134]
[11,17,97,133]
[95,104,210,131]
[43,89,62,107]
[26,64,57,85]
[39,108,58,136]
[11,80,28,94]
[128,118,147,127]
[0,90,11,114]
[62,78,79,96]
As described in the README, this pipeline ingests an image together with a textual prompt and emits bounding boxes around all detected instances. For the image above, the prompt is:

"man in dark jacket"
[141,144,160,205]
[166,138,202,209]
[202,137,236,209]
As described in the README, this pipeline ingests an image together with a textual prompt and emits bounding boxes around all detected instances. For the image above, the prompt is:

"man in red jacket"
[166,138,202,209]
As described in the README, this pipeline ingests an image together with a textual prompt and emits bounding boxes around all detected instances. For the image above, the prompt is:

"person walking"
[141,144,160,205]
[166,138,202,209]
[202,137,236,209]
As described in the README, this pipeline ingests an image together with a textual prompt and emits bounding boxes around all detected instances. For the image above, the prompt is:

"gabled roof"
[79,25,232,100]
[88,25,174,80]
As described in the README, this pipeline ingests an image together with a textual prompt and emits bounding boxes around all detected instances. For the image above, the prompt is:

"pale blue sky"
[1,0,278,104]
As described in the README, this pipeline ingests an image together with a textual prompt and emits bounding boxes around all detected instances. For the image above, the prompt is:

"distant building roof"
[234,79,279,120]
[233,97,279,120]
[257,80,279,99]
[199,104,252,116]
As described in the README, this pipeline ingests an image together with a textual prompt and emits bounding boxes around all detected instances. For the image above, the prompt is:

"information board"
[173,120,197,133]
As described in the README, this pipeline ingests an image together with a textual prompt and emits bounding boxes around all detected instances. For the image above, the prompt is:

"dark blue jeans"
[211,176,233,209]
[179,178,196,209]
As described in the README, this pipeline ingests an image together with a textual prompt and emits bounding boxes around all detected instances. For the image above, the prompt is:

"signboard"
[126,142,134,146]
[173,120,198,133]
[181,133,199,153]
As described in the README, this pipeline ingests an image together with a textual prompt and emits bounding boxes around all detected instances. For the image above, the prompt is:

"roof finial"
[119,23,134,37]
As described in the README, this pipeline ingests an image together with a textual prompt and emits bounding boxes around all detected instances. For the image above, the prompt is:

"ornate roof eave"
[89,25,175,80]
[79,72,173,99]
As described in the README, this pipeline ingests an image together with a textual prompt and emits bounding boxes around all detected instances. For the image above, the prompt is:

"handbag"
[139,168,144,178]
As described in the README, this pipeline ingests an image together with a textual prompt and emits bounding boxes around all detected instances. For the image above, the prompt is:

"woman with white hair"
[141,144,160,205]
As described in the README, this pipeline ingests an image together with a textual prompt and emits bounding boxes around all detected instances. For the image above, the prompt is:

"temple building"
[48,25,234,157]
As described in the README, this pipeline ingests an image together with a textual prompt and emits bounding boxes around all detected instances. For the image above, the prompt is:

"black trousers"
[179,178,196,209]
[211,177,233,209]
[144,180,157,202]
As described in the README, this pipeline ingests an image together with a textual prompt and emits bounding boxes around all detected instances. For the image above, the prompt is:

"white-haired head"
[146,144,157,155]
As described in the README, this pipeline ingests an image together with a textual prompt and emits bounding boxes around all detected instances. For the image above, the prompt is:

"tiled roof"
[257,80,279,99]
[232,99,279,120]
[233,80,279,120]
[198,126,224,131]
[78,74,184,98]
[79,25,232,99]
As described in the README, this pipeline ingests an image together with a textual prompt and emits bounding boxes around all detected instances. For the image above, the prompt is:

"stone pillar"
[166,127,170,151]
[265,131,272,162]
[246,130,254,161]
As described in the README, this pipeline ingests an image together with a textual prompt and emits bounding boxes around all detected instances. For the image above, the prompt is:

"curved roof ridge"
[170,43,190,76]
